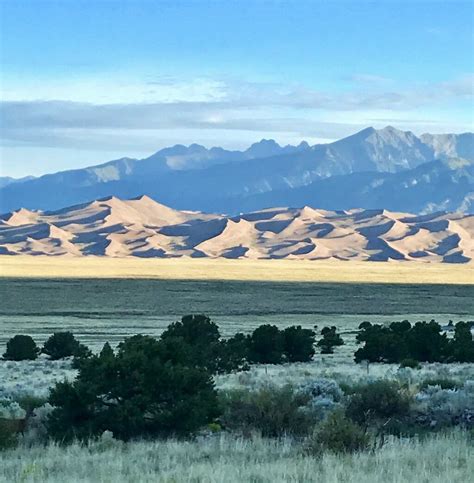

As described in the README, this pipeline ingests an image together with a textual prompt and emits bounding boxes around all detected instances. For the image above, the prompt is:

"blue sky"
[1,0,473,177]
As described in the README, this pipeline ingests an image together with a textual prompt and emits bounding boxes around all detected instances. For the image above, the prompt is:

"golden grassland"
[0,256,473,284]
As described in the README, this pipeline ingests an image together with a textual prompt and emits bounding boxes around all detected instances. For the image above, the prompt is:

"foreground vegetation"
[1,314,473,481]
[0,431,472,483]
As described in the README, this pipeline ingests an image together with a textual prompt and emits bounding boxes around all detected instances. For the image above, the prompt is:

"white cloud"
[1,74,472,159]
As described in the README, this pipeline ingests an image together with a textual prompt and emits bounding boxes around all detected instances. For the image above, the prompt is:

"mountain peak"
[1,127,472,216]
[356,126,377,136]
[245,139,283,159]
[247,139,281,149]
[380,125,402,133]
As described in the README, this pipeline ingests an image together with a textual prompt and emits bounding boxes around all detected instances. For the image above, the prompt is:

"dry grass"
[0,431,472,483]
[1,256,473,284]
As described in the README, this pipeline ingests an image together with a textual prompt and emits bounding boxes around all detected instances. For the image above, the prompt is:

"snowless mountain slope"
[1,127,472,214]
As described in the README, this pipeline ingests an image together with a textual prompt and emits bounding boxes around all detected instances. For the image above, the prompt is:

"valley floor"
[1,256,473,284]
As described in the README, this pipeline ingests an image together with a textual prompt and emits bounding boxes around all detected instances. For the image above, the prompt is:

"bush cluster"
[297,378,344,421]
[2,332,89,362]
[2,372,473,453]
[2,319,316,368]
[2,314,472,451]
[48,335,220,442]
[220,385,313,437]
[244,324,316,364]
[355,320,474,363]
[346,380,411,426]
[307,410,370,454]
[317,326,344,354]
[44,316,316,442]
[3,335,39,361]
[412,380,474,429]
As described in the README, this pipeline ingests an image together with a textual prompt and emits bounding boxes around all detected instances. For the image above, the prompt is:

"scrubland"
[0,277,472,482]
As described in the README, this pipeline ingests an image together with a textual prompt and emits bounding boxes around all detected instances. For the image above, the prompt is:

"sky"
[0,0,473,177]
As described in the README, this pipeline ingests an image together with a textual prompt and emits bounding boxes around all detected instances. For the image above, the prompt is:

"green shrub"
[161,315,247,373]
[248,325,284,364]
[399,358,421,369]
[47,335,220,442]
[3,335,39,361]
[0,420,18,451]
[407,321,450,362]
[354,320,470,364]
[419,378,461,391]
[317,326,344,354]
[16,395,47,414]
[355,323,408,363]
[346,380,411,425]
[220,385,314,437]
[220,333,250,372]
[306,410,370,454]
[42,332,89,360]
[282,326,315,362]
[450,322,474,362]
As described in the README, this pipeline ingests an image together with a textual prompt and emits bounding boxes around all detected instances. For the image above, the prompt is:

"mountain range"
[0,195,472,262]
[1,126,473,215]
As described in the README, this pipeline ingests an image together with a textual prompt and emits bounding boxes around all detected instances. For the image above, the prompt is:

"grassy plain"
[1,277,473,352]
[1,256,473,284]
[0,258,473,482]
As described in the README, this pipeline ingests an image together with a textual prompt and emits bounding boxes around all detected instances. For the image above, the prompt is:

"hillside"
[1,127,472,215]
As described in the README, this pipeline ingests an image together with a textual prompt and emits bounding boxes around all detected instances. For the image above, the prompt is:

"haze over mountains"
[1,195,472,262]
[1,126,473,215]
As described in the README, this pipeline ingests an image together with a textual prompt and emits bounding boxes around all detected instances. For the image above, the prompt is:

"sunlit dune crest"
[0,195,472,263]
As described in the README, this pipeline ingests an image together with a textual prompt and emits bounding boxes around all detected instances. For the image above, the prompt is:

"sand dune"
[0,195,472,263]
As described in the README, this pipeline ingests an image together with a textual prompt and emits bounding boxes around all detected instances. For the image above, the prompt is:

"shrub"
[3,335,39,361]
[220,385,315,438]
[0,400,26,451]
[0,420,17,451]
[282,326,315,362]
[354,320,464,363]
[0,400,26,420]
[306,410,370,454]
[42,332,89,360]
[317,326,344,354]
[161,315,246,373]
[161,314,220,347]
[298,378,344,421]
[248,325,284,364]
[346,380,411,425]
[412,380,474,429]
[220,333,250,372]
[299,378,344,403]
[16,395,47,414]
[407,321,450,362]
[355,323,408,363]
[400,358,421,369]
[47,336,220,442]
[419,378,460,391]
[22,403,54,447]
[450,322,474,362]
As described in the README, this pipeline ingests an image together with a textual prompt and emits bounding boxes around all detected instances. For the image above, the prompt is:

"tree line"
[2,316,337,367]
[3,317,473,366]
[355,320,474,364]
[1,315,473,444]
